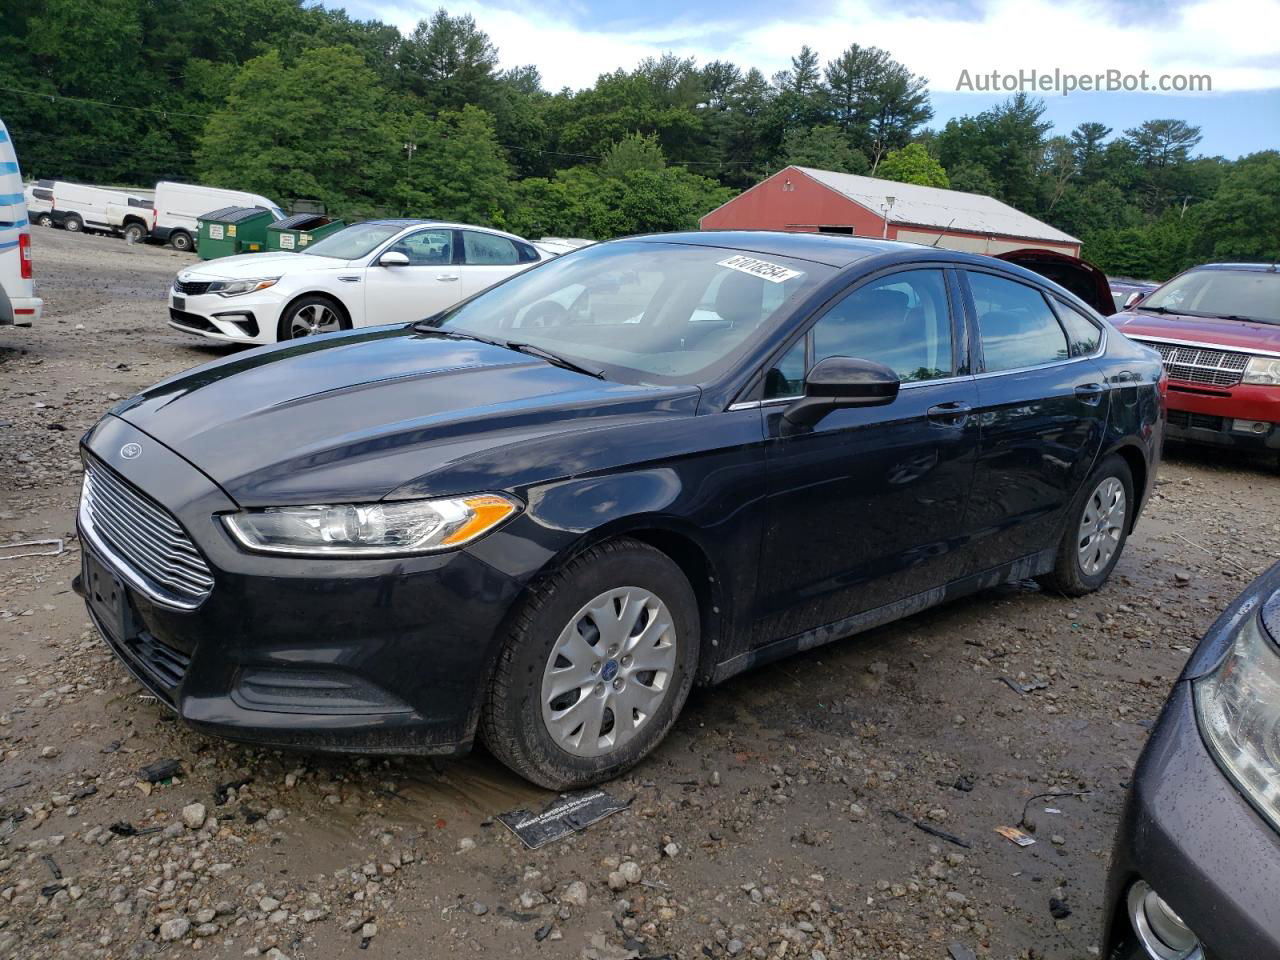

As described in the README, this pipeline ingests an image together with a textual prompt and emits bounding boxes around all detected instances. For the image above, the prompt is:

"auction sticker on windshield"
[718,255,802,284]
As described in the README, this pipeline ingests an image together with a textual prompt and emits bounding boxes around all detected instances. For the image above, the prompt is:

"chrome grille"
[81,458,214,604]
[1137,339,1249,387]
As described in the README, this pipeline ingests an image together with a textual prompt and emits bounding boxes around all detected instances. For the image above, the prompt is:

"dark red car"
[1109,263,1280,455]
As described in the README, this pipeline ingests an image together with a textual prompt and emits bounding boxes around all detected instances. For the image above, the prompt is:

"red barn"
[700,165,1081,257]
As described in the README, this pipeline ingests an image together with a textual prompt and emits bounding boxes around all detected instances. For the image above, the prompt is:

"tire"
[481,538,700,789]
[122,222,147,244]
[1037,453,1135,596]
[170,231,194,252]
[277,295,350,341]
[36,214,53,228]
[63,214,83,233]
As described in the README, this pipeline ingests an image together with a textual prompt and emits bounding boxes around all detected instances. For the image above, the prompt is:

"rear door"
[753,267,981,647]
[959,268,1109,571]
[362,226,461,324]
[458,230,538,300]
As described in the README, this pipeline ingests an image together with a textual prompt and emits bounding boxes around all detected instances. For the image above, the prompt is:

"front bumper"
[1165,383,1280,450]
[1104,682,1280,958]
[168,288,284,345]
[76,415,526,755]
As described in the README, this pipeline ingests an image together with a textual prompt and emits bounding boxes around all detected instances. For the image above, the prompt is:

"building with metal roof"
[700,165,1081,257]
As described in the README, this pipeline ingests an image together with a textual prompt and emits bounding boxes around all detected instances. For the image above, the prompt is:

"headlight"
[223,494,518,556]
[1242,355,1280,386]
[209,277,279,298]
[1194,600,1280,831]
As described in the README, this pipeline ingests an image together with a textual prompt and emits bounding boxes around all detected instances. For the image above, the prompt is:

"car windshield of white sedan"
[301,222,405,260]
[1140,269,1280,324]
[426,241,830,382]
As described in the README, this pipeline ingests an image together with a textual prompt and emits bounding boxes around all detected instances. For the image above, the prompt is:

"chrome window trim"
[727,373,978,411]
[78,496,203,612]
[1124,332,1280,360]
[971,352,1096,380]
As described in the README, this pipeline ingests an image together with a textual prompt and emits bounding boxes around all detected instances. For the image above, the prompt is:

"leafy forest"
[2,0,1277,279]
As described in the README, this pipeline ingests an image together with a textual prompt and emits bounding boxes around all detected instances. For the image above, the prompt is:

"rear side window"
[968,272,1068,372]
[463,231,519,266]
[1055,301,1102,356]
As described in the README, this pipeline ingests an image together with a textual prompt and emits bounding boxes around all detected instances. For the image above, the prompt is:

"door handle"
[927,401,972,425]
[1074,383,1106,405]
[436,274,459,282]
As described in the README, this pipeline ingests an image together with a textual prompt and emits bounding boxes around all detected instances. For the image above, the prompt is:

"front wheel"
[482,539,700,789]
[1037,454,1134,596]
[277,296,349,341]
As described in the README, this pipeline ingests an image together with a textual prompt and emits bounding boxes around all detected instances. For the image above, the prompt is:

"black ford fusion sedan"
[1105,562,1280,960]
[75,231,1164,788]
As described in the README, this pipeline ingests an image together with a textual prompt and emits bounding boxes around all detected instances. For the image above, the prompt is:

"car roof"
[632,230,909,267]
[1188,262,1280,273]
[359,218,533,243]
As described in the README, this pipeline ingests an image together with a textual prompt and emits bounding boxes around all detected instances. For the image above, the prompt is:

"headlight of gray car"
[223,494,519,556]
[207,277,280,298]
[1195,596,1280,831]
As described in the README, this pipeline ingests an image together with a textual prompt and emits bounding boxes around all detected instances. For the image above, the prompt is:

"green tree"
[1198,151,1280,261]
[397,8,499,112]
[197,46,399,212]
[779,125,868,173]
[877,143,949,187]
[937,94,1050,211]
[947,162,998,196]
[600,133,667,177]
[400,105,514,225]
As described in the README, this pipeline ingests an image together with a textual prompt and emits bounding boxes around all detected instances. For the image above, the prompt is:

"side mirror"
[1124,291,1144,309]
[782,356,900,433]
[379,251,410,267]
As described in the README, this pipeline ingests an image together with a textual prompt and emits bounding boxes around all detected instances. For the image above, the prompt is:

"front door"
[362,227,460,325]
[754,268,980,648]
[959,269,1110,571]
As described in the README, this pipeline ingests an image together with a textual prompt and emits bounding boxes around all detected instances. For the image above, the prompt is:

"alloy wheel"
[289,303,341,339]
[540,586,678,758]
[1077,476,1127,576]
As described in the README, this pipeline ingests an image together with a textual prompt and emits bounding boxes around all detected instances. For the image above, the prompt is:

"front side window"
[463,231,519,266]
[428,241,831,383]
[386,228,454,266]
[968,272,1069,372]
[811,270,954,383]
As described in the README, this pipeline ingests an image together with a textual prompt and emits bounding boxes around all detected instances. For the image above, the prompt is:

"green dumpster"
[266,214,345,253]
[197,206,276,260]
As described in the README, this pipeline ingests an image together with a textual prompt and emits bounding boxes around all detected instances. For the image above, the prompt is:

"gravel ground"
[1,228,1277,960]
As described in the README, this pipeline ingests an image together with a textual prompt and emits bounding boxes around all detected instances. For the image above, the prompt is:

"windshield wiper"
[505,341,606,379]
[413,327,507,348]
[1136,305,1171,313]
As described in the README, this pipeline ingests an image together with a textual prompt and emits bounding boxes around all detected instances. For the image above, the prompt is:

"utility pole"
[403,142,417,164]
[881,196,896,239]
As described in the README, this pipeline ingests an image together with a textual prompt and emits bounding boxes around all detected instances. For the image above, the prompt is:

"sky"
[333,0,1280,158]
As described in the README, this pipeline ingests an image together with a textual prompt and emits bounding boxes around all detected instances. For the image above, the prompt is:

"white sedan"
[167,219,548,344]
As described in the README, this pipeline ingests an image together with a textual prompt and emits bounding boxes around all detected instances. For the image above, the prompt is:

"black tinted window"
[810,270,954,383]
[1055,301,1102,356]
[763,339,806,399]
[968,272,1068,371]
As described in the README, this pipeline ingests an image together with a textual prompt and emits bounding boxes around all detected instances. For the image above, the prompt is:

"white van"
[152,181,284,252]
[25,180,54,226]
[0,120,41,326]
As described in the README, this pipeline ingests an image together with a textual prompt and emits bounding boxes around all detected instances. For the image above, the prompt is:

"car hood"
[108,327,699,505]
[1110,311,1280,353]
[178,252,347,280]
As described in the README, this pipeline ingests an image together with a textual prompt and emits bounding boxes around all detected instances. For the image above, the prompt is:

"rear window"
[968,272,1069,371]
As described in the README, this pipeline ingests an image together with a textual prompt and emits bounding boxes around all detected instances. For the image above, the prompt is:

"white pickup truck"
[47,181,154,242]
[0,119,42,326]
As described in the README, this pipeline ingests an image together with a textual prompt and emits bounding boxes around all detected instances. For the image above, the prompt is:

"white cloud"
[368,0,1280,94]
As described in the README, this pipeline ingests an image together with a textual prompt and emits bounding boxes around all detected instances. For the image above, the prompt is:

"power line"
[0,85,211,120]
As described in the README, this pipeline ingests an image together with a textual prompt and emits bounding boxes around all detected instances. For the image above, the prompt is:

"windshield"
[303,222,405,260]
[1140,268,1280,325]
[423,240,832,384]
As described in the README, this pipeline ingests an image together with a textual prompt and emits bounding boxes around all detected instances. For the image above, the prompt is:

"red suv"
[1110,263,1280,455]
